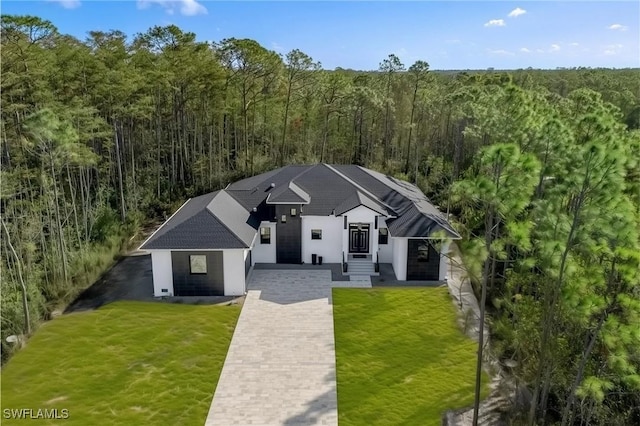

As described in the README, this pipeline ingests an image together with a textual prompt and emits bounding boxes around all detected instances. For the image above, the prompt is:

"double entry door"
[349,223,370,254]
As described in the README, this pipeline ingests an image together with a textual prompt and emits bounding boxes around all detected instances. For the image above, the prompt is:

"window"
[417,244,430,262]
[281,214,287,223]
[260,227,271,244]
[189,255,207,274]
[311,229,322,240]
[290,208,297,216]
[378,228,389,245]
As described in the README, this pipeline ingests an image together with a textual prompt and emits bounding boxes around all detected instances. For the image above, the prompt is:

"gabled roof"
[140,190,256,250]
[340,167,461,239]
[141,163,460,250]
[334,191,389,216]
[266,181,310,204]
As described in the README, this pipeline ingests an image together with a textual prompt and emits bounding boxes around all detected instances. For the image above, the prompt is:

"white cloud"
[549,44,561,52]
[508,8,527,18]
[608,24,628,31]
[487,49,514,56]
[569,42,580,47]
[520,47,531,53]
[137,0,207,16]
[484,19,506,27]
[47,0,81,9]
[604,44,624,55]
[271,42,284,52]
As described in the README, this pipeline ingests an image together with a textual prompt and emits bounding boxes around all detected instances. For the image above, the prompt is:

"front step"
[346,261,378,276]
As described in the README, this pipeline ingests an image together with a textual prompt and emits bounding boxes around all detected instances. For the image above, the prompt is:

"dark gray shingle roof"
[334,191,389,216]
[355,167,461,239]
[267,182,310,204]
[142,163,459,250]
[140,190,256,250]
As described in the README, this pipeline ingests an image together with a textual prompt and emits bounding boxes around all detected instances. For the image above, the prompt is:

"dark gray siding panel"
[275,204,302,264]
[406,240,440,280]
[171,251,224,296]
[245,250,251,277]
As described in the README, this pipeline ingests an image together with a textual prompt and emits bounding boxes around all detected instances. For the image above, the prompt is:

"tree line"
[1,14,638,424]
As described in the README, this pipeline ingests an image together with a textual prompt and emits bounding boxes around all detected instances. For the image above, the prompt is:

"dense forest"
[1,14,639,425]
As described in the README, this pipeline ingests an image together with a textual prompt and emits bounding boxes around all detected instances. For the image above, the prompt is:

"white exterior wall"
[342,206,380,263]
[251,221,276,264]
[151,251,174,296]
[301,216,343,264]
[392,238,408,280]
[439,241,451,281]
[223,250,246,296]
[377,217,393,263]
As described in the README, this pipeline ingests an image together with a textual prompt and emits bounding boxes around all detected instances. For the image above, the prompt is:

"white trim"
[338,203,386,217]
[138,198,192,251]
[265,193,311,205]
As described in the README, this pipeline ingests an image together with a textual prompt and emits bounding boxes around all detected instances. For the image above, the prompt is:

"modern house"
[139,164,461,297]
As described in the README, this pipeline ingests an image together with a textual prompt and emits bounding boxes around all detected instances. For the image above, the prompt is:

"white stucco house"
[139,164,461,297]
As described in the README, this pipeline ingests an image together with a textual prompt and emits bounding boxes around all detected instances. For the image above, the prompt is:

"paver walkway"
[206,270,370,426]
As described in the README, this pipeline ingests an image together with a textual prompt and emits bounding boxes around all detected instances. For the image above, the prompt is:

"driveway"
[65,253,234,313]
[65,253,155,313]
[206,270,370,426]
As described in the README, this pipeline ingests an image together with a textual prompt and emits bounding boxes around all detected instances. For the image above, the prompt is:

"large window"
[260,227,271,244]
[189,255,207,274]
[417,243,430,262]
[378,228,389,245]
[311,229,322,240]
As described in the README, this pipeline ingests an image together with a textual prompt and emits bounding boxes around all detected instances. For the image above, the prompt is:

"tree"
[379,54,404,166]
[451,144,540,426]
[279,49,320,166]
[403,60,430,173]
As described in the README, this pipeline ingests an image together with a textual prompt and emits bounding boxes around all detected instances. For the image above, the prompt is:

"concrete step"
[348,261,375,266]
[348,266,375,272]
[345,261,378,276]
[348,263,375,268]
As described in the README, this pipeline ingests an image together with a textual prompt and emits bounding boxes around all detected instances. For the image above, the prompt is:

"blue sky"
[3,1,639,70]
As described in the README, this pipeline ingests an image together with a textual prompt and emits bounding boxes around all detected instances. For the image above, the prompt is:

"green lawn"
[1,301,240,426]
[333,287,490,426]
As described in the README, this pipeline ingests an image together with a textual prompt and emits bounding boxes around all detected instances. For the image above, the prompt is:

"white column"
[223,250,246,296]
[392,238,408,281]
[151,251,174,296]
[439,241,451,281]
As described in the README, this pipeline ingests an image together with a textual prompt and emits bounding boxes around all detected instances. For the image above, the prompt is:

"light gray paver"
[206,270,370,426]
[347,275,372,285]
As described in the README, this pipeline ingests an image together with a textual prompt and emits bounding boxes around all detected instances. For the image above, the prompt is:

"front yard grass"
[333,287,489,425]
[1,301,240,425]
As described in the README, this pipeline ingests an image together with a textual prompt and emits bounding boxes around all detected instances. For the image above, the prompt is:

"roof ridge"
[205,191,252,248]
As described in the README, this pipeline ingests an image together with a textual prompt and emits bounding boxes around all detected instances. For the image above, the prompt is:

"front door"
[349,224,370,253]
